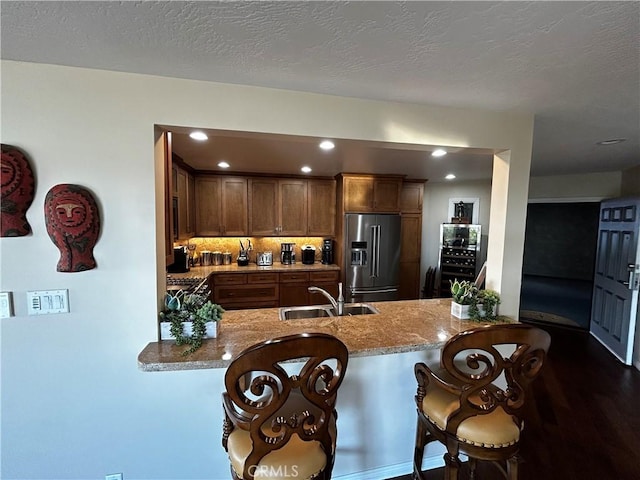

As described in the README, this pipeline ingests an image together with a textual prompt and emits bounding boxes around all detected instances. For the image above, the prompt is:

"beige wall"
[621,164,640,196]
[529,171,621,200]
[1,60,534,479]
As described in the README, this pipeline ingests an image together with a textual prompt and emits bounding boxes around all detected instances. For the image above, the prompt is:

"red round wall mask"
[45,184,101,272]
[1,144,35,237]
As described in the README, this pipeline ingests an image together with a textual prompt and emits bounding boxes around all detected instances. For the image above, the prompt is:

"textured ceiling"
[2,1,638,181]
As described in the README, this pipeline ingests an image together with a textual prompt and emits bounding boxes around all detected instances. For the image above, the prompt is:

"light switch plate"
[26,290,69,315]
[0,292,14,318]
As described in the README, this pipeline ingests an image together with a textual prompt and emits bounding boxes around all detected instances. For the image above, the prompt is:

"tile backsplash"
[176,237,329,264]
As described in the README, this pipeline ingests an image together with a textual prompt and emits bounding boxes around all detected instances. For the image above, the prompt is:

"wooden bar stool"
[222,333,349,480]
[413,323,550,479]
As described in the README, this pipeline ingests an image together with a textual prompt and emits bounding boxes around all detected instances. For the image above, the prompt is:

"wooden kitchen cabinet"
[307,179,336,236]
[339,174,402,213]
[248,178,307,236]
[175,166,195,239]
[309,270,340,299]
[210,269,339,310]
[399,213,422,300]
[279,271,311,307]
[400,180,425,213]
[398,181,425,300]
[212,273,279,310]
[195,176,247,236]
[279,270,340,307]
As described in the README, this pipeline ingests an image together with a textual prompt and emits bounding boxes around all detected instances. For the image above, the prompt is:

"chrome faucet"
[308,282,345,315]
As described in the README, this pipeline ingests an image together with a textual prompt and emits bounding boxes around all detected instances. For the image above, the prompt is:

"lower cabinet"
[212,270,340,310]
[213,273,279,310]
[279,272,311,307]
[280,270,340,307]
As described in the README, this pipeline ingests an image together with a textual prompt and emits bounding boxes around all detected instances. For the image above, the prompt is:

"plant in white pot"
[159,290,224,355]
[449,279,478,319]
[469,289,501,321]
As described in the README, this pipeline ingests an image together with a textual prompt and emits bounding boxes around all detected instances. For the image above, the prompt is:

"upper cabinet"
[186,174,335,238]
[249,178,308,236]
[174,166,195,239]
[339,174,403,213]
[307,179,336,236]
[195,176,248,236]
[400,180,425,213]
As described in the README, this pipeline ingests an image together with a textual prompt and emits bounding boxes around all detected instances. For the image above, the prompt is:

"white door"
[590,197,640,365]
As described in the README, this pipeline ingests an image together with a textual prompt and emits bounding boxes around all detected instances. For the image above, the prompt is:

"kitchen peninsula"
[138,298,502,371]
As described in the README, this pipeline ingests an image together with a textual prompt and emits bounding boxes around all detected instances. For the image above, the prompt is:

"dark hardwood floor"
[388,323,640,480]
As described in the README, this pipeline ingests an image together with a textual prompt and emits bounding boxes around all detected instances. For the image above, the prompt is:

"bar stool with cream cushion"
[413,323,550,479]
[222,333,349,480]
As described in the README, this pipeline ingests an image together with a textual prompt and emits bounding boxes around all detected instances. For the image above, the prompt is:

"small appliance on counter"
[168,246,190,273]
[256,251,273,266]
[321,239,334,265]
[237,240,250,266]
[280,242,296,265]
[301,245,316,265]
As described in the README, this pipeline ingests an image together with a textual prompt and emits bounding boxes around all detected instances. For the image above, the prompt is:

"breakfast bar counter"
[138,298,497,371]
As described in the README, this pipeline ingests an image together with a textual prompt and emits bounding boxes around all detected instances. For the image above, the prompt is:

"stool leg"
[507,455,519,480]
[413,417,427,480]
[468,457,477,480]
[444,440,461,480]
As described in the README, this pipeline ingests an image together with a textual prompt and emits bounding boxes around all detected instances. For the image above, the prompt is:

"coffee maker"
[301,245,316,265]
[280,242,296,265]
[321,239,334,265]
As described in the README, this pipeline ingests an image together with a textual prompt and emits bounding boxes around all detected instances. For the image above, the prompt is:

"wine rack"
[438,223,481,296]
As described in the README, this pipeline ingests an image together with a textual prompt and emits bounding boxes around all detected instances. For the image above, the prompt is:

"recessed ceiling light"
[432,149,447,157]
[301,166,312,173]
[189,131,208,141]
[596,138,626,146]
[319,140,335,151]
[445,173,456,180]
[218,161,230,169]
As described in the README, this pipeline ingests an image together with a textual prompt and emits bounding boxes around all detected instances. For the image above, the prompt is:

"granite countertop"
[138,298,501,372]
[167,263,340,280]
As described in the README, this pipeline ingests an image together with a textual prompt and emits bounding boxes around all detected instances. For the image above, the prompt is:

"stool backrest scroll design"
[222,332,349,480]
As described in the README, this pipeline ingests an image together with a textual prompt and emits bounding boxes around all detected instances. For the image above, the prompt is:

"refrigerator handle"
[370,225,377,278]
[375,224,381,277]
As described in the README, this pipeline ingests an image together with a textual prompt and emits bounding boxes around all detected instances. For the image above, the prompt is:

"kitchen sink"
[341,303,379,316]
[279,303,379,320]
[279,305,334,320]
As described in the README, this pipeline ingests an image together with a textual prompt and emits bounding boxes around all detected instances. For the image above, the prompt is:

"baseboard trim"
[334,458,444,480]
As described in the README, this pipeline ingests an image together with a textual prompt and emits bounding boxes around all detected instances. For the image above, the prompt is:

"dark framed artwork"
[448,197,479,223]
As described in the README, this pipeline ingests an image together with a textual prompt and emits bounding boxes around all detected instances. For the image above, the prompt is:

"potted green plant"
[159,290,224,355]
[469,289,501,321]
[449,279,478,319]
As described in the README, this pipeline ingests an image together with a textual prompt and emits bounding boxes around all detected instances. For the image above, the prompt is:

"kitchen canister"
[222,252,232,265]
[200,251,213,266]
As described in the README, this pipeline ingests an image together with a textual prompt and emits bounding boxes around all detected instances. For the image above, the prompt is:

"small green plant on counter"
[450,279,478,305]
[159,290,225,356]
[469,289,501,321]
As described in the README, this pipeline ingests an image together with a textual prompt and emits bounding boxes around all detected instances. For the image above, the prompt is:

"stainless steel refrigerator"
[344,213,401,302]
